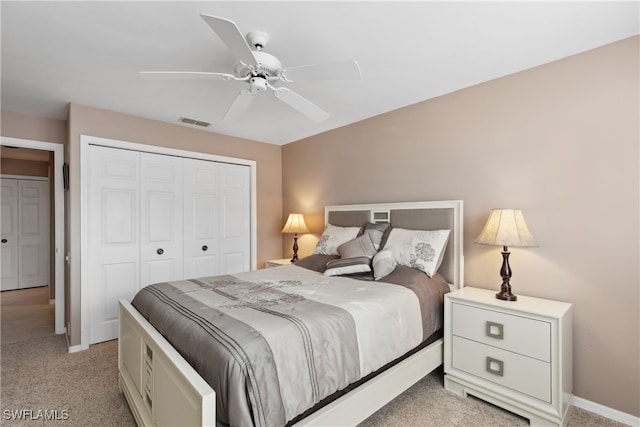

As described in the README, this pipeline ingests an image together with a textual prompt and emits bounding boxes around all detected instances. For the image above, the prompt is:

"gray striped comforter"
[132,264,449,427]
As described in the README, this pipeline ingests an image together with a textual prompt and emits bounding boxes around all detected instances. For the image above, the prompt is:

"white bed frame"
[118,200,464,426]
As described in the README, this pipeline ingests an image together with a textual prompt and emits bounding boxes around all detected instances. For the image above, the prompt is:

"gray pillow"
[360,222,391,250]
[338,234,377,259]
[295,254,339,273]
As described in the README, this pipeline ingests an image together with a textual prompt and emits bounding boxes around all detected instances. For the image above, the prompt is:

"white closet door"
[88,146,141,344]
[183,158,219,278]
[17,180,50,288]
[219,163,251,274]
[140,153,183,286]
[1,179,19,291]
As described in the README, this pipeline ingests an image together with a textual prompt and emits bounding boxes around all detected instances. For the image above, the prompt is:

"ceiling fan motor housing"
[234,50,283,79]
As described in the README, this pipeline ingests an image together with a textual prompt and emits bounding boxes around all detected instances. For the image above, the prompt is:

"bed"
[118,200,464,426]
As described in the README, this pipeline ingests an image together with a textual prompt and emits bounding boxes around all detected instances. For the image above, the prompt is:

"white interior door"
[219,163,251,274]
[17,179,50,289]
[1,179,19,290]
[88,146,141,344]
[140,153,183,286]
[183,158,219,278]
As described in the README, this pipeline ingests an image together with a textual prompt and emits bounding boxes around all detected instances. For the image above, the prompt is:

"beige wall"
[1,110,68,144]
[0,158,49,177]
[282,36,639,416]
[66,104,283,346]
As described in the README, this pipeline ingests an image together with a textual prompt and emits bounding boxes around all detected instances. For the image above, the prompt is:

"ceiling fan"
[141,14,361,122]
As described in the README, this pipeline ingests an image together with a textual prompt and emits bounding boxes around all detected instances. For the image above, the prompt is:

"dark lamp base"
[496,248,517,301]
[495,288,517,301]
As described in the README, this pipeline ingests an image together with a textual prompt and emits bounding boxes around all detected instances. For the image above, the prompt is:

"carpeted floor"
[0,334,627,427]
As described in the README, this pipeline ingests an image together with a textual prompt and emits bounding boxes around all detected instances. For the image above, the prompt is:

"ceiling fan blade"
[200,14,257,68]
[224,90,256,121]
[283,60,361,82]
[273,88,329,122]
[140,71,239,80]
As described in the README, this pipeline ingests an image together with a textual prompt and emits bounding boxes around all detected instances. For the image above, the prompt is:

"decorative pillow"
[324,256,372,277]
[294,254,339,273]
[338,234,377,259]
[372,250,397,280]
[383,228,450,277]
[313,224,361,255]
[360,222,391,250]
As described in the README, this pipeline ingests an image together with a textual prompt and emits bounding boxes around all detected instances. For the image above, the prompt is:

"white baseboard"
[66,326,89,353]
[67,343,89,353]
[572,395,639,426]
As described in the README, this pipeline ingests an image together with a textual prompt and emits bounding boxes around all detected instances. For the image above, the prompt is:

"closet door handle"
[202,245,208,252]
[156,248,164,255]
[1,239,7,243]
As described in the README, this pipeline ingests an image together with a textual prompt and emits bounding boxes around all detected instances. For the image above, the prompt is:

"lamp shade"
[281,213,309,234]
[475,209,537,247]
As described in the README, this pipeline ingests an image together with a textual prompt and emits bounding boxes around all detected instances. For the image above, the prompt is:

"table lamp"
[281,213,309,262]
[475,209,537,301]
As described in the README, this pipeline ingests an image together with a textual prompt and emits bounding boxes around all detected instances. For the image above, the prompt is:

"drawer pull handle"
[486,357,504,377]
[486,321,504,339]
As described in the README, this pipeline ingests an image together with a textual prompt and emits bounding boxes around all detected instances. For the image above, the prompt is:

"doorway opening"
[0,137,65,337]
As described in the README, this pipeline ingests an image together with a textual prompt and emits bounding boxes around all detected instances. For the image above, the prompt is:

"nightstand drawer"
[452,336,551,402]
[452,302,551,362]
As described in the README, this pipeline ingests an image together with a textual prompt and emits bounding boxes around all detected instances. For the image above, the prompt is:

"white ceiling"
[1,1,638,145]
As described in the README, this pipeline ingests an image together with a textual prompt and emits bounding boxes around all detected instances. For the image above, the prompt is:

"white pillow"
[372,250,396,280]
[383,228,450,277]
[313,224,361,255]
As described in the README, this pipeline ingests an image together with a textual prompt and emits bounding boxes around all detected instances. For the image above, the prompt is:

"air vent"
[179,117,210,127]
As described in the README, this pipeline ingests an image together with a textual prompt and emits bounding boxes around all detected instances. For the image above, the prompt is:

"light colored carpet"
[0,334,627,427]
[1,287,55,345]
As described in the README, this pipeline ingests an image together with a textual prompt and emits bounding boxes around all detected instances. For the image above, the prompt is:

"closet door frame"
[80,135,257,351]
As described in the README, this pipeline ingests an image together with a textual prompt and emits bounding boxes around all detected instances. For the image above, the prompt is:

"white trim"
[0,136,65,335]
[79,134,257,349]
[571,396,639,427]
[67,343,89,353]
[0,174,48,181]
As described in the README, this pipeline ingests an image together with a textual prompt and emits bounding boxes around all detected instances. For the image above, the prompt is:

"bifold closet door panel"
[17,179,50,289]
[88,146,141,344]
[140,153,184,287]
[1,179,19,291]
[183,158,220,279]
[219,163,251,275]
[1,178,49,291]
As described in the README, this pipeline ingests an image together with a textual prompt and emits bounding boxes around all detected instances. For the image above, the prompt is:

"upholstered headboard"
[325,200,464,290]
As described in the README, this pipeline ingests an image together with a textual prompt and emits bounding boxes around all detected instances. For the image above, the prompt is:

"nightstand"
[265,258,293,268]
[444,287,572,427]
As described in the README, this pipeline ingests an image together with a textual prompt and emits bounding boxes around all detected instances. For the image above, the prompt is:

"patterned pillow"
[383,228,450,277]
[313,224,362,255]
